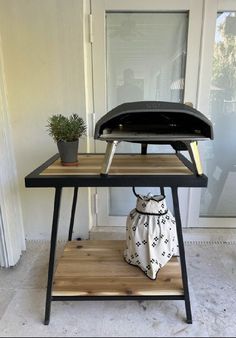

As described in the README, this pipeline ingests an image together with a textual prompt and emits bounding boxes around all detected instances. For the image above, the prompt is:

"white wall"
[0,0,90,240]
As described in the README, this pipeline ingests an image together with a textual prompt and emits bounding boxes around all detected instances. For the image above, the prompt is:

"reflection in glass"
[200,12,236,217]
[117,68,143,104]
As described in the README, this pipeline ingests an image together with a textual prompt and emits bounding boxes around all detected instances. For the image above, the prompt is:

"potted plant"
[47,113,86,166]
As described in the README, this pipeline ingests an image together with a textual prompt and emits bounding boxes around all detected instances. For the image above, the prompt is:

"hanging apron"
[124,189,179,280]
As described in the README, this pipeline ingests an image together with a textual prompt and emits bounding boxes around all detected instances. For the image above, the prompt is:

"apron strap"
[132,187,166,200]
[132,187,139,197]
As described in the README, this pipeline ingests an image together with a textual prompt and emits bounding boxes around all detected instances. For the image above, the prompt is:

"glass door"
[197,0,236,228]
[91,0,203,227]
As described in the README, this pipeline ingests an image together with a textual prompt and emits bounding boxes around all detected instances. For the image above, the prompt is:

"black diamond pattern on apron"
[124,193,179,280]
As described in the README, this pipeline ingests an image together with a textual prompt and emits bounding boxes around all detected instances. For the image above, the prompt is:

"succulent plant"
[47,113,86,142]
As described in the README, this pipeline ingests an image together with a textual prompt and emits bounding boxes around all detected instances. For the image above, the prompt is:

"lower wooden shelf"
[52,240,183,297]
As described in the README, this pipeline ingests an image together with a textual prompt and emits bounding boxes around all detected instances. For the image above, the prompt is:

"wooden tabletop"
[25,153,208,188]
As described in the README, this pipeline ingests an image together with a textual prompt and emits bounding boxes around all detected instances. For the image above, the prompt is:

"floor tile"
[0,289,16,321]
[99,298,209,337]
[0,289,105,337]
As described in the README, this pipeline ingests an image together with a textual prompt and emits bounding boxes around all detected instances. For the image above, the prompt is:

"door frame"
[90,0,205,228]
[91,0,204,125]
[194,0,236,227]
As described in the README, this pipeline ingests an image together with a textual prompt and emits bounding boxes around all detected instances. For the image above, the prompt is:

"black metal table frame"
[25,152,208,325]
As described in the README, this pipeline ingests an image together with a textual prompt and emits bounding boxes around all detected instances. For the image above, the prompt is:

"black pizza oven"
[94,101,213,175]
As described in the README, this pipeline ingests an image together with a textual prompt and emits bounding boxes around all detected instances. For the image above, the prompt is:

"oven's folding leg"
[186,141,203,176]
[101,140,119,175]
[172,187,192,324]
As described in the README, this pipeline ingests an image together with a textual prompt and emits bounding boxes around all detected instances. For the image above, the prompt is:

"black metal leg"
[172,187,192,324]
[68,187,79,241]
[160,187,165,196]
[141,143,148,154]
[44,187,62,325]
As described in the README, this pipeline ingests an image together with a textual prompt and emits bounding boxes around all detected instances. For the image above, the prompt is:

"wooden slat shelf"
[25,153,202,323]
[52,240,183,297]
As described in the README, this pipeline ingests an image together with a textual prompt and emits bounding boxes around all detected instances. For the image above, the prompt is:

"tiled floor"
[0,238,236,337]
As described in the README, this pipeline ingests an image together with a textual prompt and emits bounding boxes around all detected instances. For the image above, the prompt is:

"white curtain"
[0,35,25,267]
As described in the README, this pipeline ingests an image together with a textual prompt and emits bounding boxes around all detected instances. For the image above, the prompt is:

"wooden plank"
[41,154,192,176]
[52,240,184,297]
[52,278,183,296]
[41,168,189,176]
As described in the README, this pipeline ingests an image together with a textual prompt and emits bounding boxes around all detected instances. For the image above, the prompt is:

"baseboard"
[89,226,236,244]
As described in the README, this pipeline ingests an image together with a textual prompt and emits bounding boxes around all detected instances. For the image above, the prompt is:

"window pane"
[106,12,188,111]
[106,12,188,216]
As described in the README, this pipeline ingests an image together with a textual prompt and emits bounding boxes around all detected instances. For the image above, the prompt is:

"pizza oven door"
[90,0,204,230]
